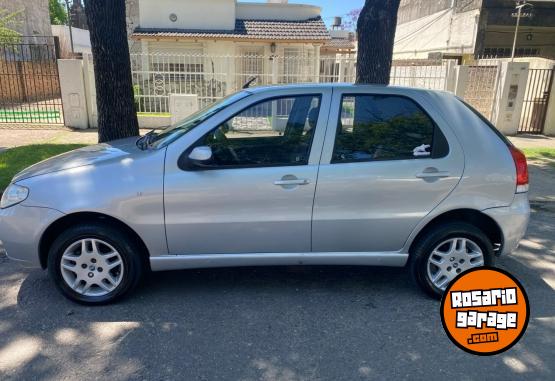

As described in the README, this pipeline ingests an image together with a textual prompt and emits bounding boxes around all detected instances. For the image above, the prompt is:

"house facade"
[127,0,330,89]
[394,0,555,61]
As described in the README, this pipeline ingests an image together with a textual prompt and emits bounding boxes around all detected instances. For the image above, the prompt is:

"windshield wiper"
[137,129,157,150]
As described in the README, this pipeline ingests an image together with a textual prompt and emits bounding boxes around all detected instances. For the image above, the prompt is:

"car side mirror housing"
[188,146,213,165]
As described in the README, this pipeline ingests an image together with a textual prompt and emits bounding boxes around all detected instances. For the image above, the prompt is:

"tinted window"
[192,95,321,168]
[332,95,443,163]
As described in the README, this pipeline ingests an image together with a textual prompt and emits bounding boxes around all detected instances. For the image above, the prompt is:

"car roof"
[244,83,452,97]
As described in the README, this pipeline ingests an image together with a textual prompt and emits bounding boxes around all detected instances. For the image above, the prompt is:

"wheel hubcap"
[60,238,124,297]
[426,237,484,291]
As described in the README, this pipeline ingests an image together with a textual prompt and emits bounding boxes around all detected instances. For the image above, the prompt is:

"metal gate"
[0,36,64,124]
[519,68,554,134]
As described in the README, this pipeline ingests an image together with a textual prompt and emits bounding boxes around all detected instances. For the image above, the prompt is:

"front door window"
[191,95,321,168]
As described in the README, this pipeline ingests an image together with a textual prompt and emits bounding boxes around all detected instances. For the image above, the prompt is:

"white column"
[491,62,530,136]
[58,59,89,129]
[271,56,279,85]
[338,58,345,82]
[82,54,98,128]
[444,60,457,92]
[313,44,321,83]
[169,94,199,125]
[543,77,555,136]
[453,65,470,97]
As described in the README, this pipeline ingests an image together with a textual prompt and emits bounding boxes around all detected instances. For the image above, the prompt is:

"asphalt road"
[0,201,554,380]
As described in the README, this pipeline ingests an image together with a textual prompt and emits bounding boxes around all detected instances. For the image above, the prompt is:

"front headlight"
[0,184,29,209]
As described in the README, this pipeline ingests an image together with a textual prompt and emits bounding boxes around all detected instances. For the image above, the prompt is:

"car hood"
[12,136,143,183]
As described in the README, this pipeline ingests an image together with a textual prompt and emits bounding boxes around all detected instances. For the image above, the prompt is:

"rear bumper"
[483,193,530,256]
[0,204,64,267]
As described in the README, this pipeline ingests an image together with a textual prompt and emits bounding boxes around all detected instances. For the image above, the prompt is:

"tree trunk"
[356,0,401,85]
[84,0,139,143]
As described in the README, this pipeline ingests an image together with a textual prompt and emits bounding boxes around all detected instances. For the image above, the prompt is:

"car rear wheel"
[48,222,144,305]
[410,222,494,299]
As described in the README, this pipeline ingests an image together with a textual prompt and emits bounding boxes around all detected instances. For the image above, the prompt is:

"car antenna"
[242,76,258,89]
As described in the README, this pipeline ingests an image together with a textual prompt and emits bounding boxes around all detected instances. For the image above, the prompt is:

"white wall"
[0,0,51,36]
[329,30,350,39]
[58,59,89,129]
[51,26,92,56]
[139,0,236,30]
[544,78,555,136]
[503,57,554,70]
[236,2,320,21]
[394,8,480,59]
[491,62,530,136]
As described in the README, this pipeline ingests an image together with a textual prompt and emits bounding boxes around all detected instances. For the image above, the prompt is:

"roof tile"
[132,17,331,41]
[322,38,355,50]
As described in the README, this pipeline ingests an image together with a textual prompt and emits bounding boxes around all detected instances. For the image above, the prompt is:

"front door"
[312,90,464,253]
[164,91,330,254]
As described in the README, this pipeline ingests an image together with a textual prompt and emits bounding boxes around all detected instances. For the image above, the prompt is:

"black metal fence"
[0,36,64,124]
[519,68,554,134]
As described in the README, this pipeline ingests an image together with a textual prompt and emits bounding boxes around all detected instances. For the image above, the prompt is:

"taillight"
[509,146,529,193]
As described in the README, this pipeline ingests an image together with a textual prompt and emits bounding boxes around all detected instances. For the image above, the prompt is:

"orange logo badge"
[441,267,529,356]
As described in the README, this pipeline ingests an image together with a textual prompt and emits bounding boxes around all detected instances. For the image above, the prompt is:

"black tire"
[409,222,494,299]
[47,222,145,305]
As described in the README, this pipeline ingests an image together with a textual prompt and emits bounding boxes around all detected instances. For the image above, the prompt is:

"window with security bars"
[237,48,265,88]
[150,62,204,82]
[483,47,540,58]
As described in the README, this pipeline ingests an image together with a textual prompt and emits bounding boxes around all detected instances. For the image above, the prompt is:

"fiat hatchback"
[0,84,530,304]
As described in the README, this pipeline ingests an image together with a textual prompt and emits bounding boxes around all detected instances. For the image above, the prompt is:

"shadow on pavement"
[0,251,552,380]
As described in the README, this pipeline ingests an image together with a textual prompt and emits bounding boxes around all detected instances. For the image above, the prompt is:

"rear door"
[312,88,464,252]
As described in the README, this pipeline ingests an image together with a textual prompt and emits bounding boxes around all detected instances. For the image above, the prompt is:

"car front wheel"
[47,222,144,305]
[410,222,494,298]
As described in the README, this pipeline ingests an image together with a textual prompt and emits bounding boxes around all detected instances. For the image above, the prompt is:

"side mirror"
[188,146,213,165]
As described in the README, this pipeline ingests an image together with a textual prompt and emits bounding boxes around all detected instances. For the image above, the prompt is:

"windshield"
[144,91,251,149]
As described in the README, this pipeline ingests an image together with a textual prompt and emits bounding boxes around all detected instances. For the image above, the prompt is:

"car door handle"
[416,170,451,179]
[274,179,310,186]
[416,169,450,179]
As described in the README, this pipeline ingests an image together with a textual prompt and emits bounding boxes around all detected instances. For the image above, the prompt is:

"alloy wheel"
[60,238,124,297]
[426,237,485,291]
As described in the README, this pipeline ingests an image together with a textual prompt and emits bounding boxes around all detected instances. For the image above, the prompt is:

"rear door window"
[332,94,448,163]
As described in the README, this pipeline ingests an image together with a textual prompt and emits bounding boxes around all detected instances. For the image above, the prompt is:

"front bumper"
[0,204,64,267]
[483,193,530,256]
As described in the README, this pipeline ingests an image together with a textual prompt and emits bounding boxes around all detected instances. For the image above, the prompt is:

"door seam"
[310,88,335,252]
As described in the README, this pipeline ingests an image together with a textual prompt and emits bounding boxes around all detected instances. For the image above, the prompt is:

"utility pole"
[65,0,75,56]
[511,1,533,62]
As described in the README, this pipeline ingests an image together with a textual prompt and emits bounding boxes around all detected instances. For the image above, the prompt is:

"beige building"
[126,0,329,61]
[394,0,555,61]
[0,0,51,37]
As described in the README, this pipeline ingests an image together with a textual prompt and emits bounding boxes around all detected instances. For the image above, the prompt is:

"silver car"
[0,84,530,304]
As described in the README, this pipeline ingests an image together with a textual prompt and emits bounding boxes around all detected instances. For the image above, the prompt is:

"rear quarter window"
[457,98,513,147]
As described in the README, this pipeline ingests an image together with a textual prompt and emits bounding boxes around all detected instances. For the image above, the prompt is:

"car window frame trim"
[178,93,324,171]
[328,92,450,165]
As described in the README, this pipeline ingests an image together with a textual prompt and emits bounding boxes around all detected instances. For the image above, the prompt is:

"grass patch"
[522,148,555,168]
[0,144,86,190]
[0,110,61,123]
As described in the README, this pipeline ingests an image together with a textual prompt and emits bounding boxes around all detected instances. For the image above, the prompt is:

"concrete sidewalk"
[509,134,555,149]
[0,127,151,151]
